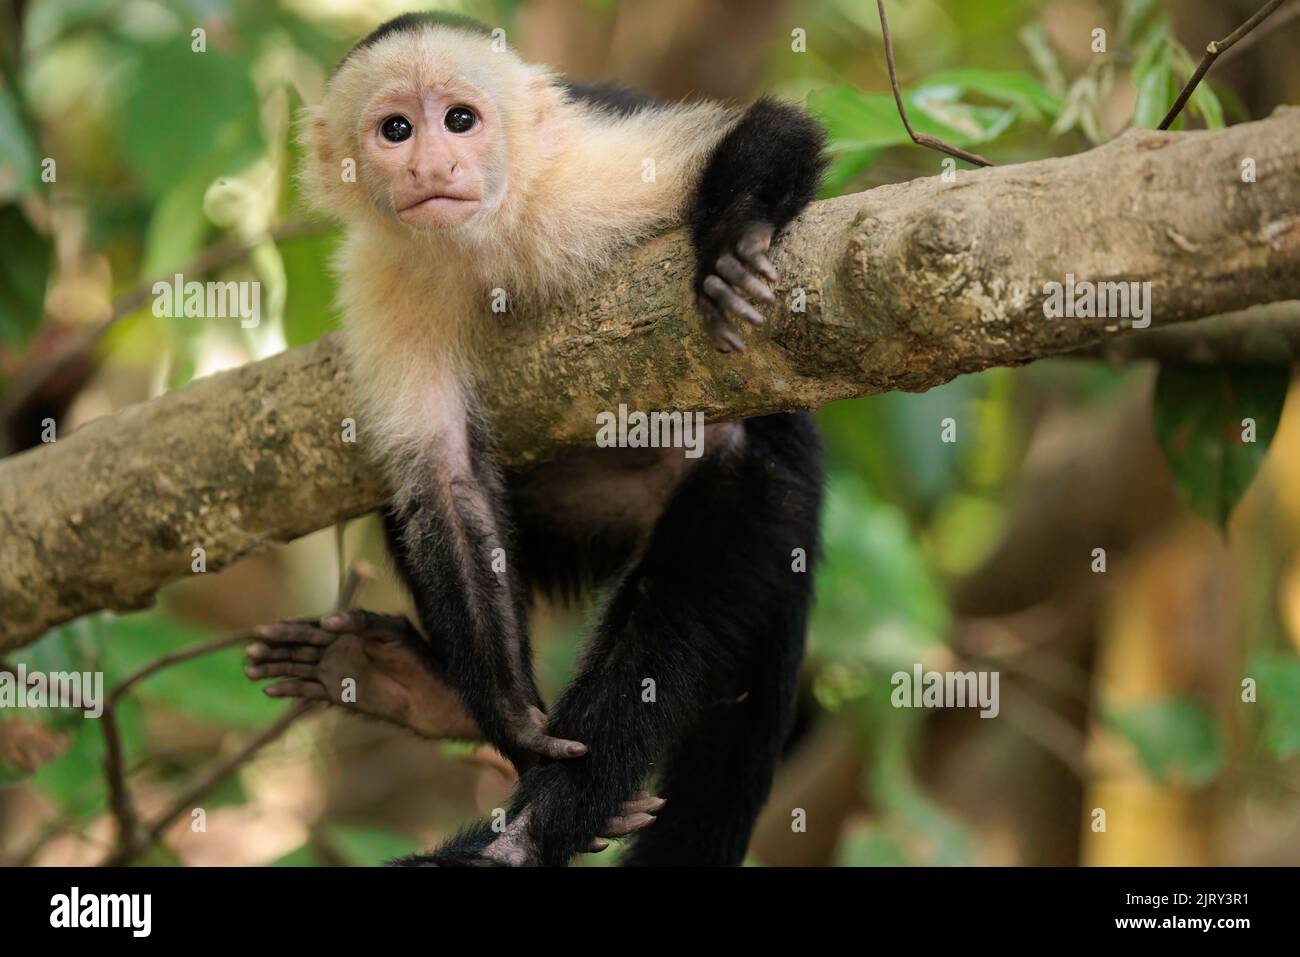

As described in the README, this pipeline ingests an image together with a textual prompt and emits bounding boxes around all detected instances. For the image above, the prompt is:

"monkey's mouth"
[399,194,481,213]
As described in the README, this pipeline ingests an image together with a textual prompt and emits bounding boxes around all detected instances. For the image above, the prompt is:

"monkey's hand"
[243,612,480,740]
[697,219,778,353]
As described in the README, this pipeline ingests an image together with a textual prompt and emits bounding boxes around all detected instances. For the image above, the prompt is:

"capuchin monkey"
[244,11,826,866]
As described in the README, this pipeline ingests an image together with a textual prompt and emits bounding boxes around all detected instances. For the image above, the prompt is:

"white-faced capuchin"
[243,11,826,866]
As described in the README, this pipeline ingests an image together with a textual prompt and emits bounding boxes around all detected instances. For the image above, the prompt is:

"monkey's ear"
[296,105,353,218]
[524,72,564,161]
[525,71,561,132]
[302,106,335,168]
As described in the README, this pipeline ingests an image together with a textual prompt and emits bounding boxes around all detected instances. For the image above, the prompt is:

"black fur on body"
[348,15,827,866]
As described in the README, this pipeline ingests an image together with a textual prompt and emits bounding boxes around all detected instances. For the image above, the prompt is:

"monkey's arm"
[689,97,827,352]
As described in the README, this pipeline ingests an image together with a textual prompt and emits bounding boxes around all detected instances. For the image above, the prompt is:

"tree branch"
[2,109,1300,649]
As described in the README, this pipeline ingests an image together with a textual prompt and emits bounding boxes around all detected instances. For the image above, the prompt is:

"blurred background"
[2,0,1300,867]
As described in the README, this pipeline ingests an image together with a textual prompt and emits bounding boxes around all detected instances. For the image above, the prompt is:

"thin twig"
[1158,0,1289,130]
[100,704,140,859]
[876,0,993,167]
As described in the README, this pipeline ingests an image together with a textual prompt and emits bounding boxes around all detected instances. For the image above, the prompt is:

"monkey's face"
[361,86,494,229]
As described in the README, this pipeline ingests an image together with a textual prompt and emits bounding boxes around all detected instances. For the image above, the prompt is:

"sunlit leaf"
[915,69,1064,122]
[1107,698,1223,786]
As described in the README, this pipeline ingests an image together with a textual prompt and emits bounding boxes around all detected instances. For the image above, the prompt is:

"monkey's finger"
[715,253,774,303]
[620,793,667,816]
[263,679,328,700]
[707,320,745,353]
[587,838,610,853]
[737,222,779,282]
[702,275,764,327]
[253,621,335,646]
[744,250,779,284]
[736,221,774,256]
[320,610,405,640]
[246,641,324,664]
[245,661,319,680]
[524,731,589,760]
[600,811,657,838]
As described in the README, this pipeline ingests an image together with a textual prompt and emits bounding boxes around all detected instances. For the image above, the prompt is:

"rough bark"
[2,109,1300,650]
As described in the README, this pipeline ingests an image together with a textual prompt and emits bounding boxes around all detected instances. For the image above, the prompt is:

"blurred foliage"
[1,0,1299,867]
[1153,366,1289,530]
[1106,698,1223,787]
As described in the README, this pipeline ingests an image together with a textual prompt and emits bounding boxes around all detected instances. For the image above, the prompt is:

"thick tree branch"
[2,110,1300,649]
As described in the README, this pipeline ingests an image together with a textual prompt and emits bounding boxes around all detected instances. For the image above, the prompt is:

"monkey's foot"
[398,792,667,866]
[698,220,778,353]
[586,792,667,854]
[243,611,479,740]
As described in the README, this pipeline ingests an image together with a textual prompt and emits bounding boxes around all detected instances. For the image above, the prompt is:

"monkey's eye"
[444,106,477,134]
[380,115,413,143]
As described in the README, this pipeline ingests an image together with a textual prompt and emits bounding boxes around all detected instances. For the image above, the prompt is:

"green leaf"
[269,843,326,867]
[100,609,284,727]
[1018,23,1066,96]
[1189,81,1225,129]
[110,42,264,199]
[31,718,108,817]
[1153,365,1289,529]
[1248,653,1300,758]
[0,203,51,345]
[325,823,423,866]
[1121,0,1165,47]
[9,615,110,731]
[1107,698,1223,786]
[914,69,1064,123]
[1132,37,1175,129]
[141,169,213,278]
[281,231,341,347]
[836,821,911,866]
[0,84,42,201]
[810,85,1012,151]
[809,475,949,671]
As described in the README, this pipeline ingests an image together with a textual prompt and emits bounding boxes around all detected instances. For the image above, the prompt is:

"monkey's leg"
[618,599,811,866]
[408,412,823,866]
[383,426,589,771]
[690,97,826,352]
